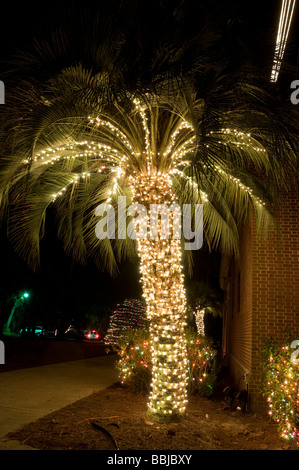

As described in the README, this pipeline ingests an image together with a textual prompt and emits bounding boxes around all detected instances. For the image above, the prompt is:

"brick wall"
[250,193,299,412]
[228,220,252,388]
[221,192,299,414]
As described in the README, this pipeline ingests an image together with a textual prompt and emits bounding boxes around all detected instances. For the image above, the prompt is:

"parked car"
[20,326,44,337]
[85,330,103,341]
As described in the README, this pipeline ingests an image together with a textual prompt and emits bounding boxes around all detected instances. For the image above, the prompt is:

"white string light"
[24,98,271,421]
[270,0,297,82]
[129,173,188,420]
[194,308,205,336]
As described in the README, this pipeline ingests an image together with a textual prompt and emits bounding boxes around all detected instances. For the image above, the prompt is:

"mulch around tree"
[1,337,298,451]
[4,383,298,451]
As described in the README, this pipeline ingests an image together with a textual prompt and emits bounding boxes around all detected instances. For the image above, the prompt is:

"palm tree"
[186,280,223,335]
[0,2,298,422]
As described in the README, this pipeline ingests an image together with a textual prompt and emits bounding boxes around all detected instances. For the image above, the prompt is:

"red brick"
[220,190,299,414]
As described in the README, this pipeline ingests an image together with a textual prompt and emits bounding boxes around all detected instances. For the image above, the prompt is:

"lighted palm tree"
[0,3,298,422]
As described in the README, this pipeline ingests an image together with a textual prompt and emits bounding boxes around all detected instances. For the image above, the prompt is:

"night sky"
[0,0,298,331]
[0,0,296,63]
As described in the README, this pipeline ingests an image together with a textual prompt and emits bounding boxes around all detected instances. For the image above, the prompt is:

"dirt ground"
[1,336,298,451]
[4,382,298,451]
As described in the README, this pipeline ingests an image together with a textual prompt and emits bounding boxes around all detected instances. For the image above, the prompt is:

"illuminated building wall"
[220,191,299,413]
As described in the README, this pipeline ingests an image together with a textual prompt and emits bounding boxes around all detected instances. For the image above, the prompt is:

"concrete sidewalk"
[0,354,117,450]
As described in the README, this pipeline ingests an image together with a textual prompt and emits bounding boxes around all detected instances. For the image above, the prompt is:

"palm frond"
[0,15,298,276]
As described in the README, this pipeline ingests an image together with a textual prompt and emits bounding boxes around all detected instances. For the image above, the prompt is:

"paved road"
[0,354,117,450]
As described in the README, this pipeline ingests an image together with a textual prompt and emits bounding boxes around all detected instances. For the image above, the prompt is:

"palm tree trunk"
[131,173,188,422]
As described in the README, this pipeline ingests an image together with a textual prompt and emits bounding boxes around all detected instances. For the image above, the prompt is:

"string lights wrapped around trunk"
[194,308,205,336]
[130,173,188,421]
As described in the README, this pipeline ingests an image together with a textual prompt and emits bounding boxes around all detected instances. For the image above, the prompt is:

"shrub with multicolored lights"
[116,328,151,392]
[186,329,217,396]
[260,338,299,444]
[115,327,217,396]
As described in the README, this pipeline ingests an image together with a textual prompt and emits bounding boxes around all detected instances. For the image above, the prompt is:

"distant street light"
[2,291,30,335]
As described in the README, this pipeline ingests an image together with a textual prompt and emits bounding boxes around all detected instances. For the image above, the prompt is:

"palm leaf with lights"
[0,60,298,421]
